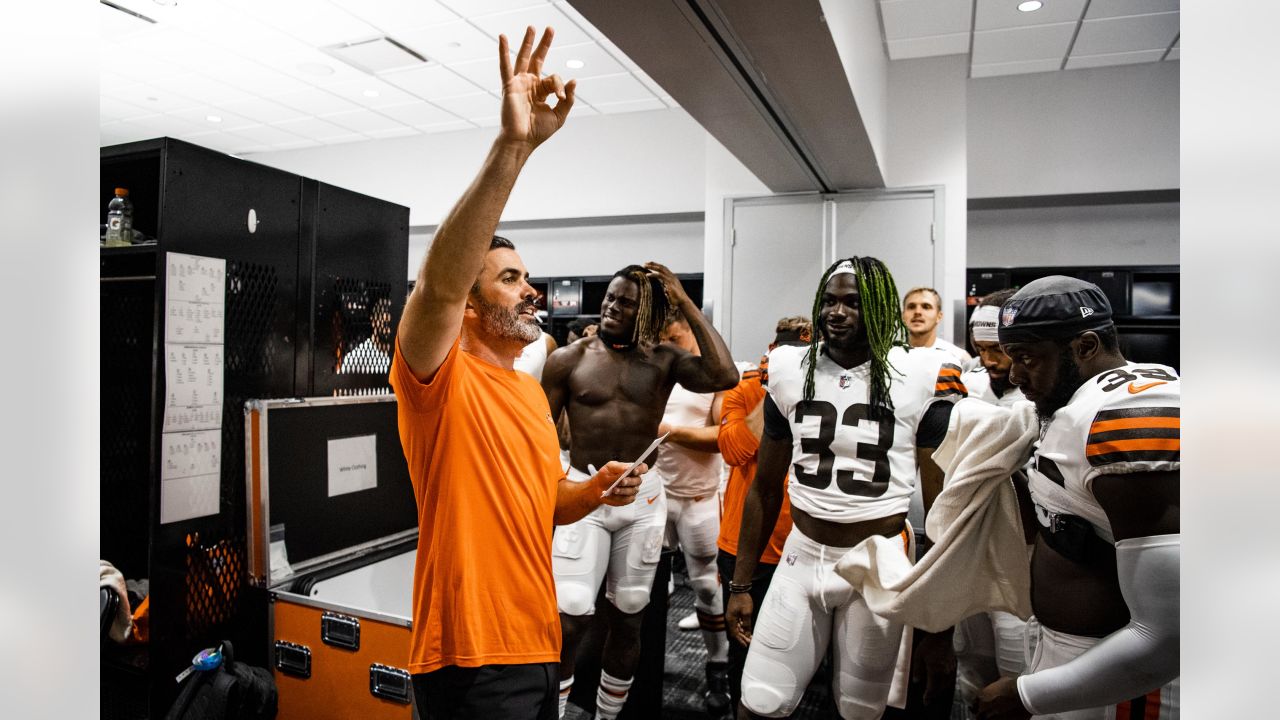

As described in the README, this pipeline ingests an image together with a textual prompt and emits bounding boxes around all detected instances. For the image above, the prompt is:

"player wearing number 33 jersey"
[725,257,966,720]
[765,342,965,522]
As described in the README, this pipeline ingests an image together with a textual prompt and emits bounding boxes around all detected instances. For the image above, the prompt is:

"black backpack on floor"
[163,641,278,720]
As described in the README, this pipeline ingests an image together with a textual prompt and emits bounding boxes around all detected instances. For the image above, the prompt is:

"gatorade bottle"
[104,188,133,247]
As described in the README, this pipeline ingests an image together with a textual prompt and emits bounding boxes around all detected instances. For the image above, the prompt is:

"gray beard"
[476,295,541,345]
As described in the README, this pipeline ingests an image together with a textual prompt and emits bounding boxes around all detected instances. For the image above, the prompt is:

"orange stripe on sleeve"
[1143,689,1161,720]
[1086,438,1180,456]
[1090,416,1180,434]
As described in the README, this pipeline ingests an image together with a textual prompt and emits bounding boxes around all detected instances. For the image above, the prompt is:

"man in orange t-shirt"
[714,316,809,711]
[390,27,644,720]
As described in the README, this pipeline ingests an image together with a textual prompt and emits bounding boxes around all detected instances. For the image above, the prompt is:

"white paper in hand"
[601,432,669,497]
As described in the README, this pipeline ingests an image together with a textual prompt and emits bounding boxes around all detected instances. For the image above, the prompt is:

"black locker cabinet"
[100,137,408,716]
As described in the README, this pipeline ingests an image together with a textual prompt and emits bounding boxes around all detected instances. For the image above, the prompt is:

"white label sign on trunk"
[327,434,378,497]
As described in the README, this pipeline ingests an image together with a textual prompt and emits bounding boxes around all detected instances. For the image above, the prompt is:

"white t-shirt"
[960,366,1027,408]
[925,336,973,365]
[513,332,552,382]
[655,383,723,498]
[1026,363,1180,543]
[766,344,966,523]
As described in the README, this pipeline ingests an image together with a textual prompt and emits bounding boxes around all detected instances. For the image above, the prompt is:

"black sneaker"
[704,661,732,720]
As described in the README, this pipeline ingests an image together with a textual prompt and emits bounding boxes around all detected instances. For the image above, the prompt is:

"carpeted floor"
[566,568,836,719]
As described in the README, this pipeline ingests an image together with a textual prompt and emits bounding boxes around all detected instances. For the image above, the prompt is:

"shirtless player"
[542,262,738,718]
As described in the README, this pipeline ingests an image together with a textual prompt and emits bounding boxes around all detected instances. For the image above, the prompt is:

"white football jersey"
[766,344,967,523]
[1026,363,1180,543]
[960,366,1027,408]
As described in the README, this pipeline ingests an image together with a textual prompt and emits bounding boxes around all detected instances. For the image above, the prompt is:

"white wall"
[820,0,889,173]
[968,202,1179,267]
[886,54,969,344]
[247,107,707,225]
[407,220,705,281]
[968,61,1179,198]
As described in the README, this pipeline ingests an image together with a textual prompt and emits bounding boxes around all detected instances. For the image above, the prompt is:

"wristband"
[728,581,752,594]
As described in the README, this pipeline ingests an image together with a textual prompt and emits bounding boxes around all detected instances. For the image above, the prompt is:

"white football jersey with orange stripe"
[1026,363,1180,543]
[766,344,967,523]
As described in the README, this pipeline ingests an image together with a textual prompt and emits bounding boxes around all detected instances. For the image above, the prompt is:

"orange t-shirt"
[390,338,564,674]
[716,369,793,564]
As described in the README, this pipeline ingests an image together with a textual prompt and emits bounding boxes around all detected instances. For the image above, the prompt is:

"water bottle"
[103,188,133,247]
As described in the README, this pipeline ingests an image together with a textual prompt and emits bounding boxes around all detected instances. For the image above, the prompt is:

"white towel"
[100,559,133,643]
[834,398,1038,632]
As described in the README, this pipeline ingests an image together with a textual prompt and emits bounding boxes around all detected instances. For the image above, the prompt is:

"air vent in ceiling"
[323,37,430,75]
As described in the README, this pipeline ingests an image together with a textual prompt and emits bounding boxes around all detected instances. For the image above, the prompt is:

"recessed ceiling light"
[153,0,178,6]
[566,59,585,69]
[448,41,462,49]
[298,61,336,77]
[146,96,159,102]
[1017,1,1043,11]
[363,89,380,98]
[206,115,222,123]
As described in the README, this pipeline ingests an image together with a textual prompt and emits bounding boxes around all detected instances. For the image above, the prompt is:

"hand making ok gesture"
[498,26,577,149]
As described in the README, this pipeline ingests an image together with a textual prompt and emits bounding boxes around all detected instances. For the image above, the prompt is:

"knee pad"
[836,693,888,720]
[688,567,722,610]
[741,675,795,718]
[610,585,652,615]
[556,582,597,617]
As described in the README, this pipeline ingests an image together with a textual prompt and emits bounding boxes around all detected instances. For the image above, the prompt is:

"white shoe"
[677,611,699,631]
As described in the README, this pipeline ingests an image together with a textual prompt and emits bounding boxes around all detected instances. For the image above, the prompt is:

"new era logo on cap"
[1080,307,1095,318]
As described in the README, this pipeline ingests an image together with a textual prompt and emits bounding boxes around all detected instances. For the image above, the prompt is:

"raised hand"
[498,26,576,149]
[644,261,690,307]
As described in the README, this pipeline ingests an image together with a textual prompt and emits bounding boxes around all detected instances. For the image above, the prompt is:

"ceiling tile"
[257,48,370,87]
[147,74,256,106]
[219,97,312,125]
[364,127,421,140]
[106,84,202,114]
[624,66,670,98]
[543,41,626,79]
[1066,49,1165,69]
[100,72,142,92]
[1165,47,1179,60]
[973,0,1086,31]
[429,92,503,118]
[970,58,1063,78]
[590,98,667,115]
[1072,12,1180,55]
[100,96,153,123]
[99,1,155,39]
[1085,0,1181,20]
[470,5,589,46]
[329,0,460,33]
[971,22,1076,64]
[880,0,972,40]
[321,109,411,134]
[887,32,971,59]
[232,0,381,47]
[225,123,309,146]
[271,87,364,117]
[267,138,324,152]
[446,58,507,95]
[396,21,500,64]
[439,0,550,17]
[573,72,657,105]
[272,116,368,141]
[167,105,258,131]
[323,78,424,108]
[420,119,477,134]
[377,101,464,127]
[472,115,501,128]
[383,65,485,100]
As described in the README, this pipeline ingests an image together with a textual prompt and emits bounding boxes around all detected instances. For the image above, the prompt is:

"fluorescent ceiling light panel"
[325,37,429,75]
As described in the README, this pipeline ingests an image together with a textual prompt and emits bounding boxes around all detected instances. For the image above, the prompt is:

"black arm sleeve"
[915,400,955,449]
[763,394,793,441]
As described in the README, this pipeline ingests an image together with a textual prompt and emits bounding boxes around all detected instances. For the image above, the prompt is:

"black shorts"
[412,662,558,720]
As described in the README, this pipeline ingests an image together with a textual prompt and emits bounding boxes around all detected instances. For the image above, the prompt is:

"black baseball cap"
[998,275,1114,344]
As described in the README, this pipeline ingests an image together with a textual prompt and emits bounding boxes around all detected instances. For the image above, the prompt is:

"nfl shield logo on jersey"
[1001,305,1019,327]
[838,374,853,389]
[785,552,798,566]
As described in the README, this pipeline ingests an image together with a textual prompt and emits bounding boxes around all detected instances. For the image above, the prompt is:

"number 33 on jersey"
[764,344,967,524]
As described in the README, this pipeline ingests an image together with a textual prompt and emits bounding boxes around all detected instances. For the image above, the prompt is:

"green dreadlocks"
[803,256,908,417]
